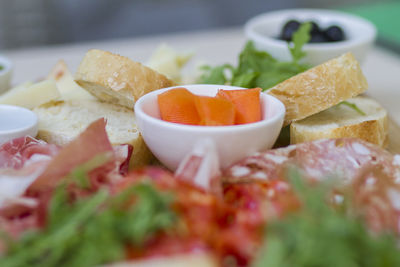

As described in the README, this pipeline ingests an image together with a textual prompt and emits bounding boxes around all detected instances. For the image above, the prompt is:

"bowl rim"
[0,104,38,135]
[0,55,12,75]
[134,84,286,133]
[245,8,377,51]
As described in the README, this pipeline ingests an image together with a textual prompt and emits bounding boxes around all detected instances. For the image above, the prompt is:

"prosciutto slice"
[28,118,114,193]
[0,118,134,239]
[0,137,61,209]
[0,136,59,169]
[175,139,221,195]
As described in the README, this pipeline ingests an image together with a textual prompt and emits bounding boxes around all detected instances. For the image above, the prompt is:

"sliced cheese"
[47,60,94,100]
[147,43,192,84]
[0,80,60,109]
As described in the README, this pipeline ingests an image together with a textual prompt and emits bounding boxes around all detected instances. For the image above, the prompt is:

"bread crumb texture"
[268,53,368,125]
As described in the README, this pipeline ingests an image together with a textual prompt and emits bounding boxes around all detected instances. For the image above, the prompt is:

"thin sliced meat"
[351,164,400,235]
[225,138,398,184]
[0,137,60,209]
[114,167,261,266]
[28,118,114,193]
[175,139,221,195]
[113,144,133,176]
[0,136,59,169]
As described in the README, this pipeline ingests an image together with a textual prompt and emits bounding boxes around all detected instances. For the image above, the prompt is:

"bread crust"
[290,97,388,147]
[268,53,368,126]
[75,49,174,109]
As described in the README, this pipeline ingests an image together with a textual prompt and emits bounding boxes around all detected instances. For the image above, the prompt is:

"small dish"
[0,105,38,145]
[0,55,13,95]
[245,8,377,65]
[135,84,285,170]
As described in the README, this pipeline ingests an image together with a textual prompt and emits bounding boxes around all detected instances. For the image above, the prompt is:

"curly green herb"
[0,179,176,267]
[252,169,400,267]
[198,23,312,91]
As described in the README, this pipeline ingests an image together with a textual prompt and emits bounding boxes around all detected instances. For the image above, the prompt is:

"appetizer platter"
[1,10,400,267]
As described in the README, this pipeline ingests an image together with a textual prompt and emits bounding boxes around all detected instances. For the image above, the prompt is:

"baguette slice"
[290,96,388,147]
[33,100,153,167]
[268,53,368,126]
[75,49,174,109]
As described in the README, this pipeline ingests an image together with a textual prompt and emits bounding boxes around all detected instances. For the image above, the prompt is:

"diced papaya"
[217,87,262,124]
[157,88,200,125]
[194,95,235,126]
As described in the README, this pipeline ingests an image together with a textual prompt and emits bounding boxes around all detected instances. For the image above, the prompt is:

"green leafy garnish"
[0,65,3,71]
[198,23,312,91]
[0,178,176,267]
[252,169,400,267]
[338,101,366,116]
[288,22,311,63]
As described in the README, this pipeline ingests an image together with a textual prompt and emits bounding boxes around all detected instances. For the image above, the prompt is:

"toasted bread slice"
[268,53,368,126]
[33,100,153,167]
[75,49,174,109]
[47,60,95,100]
[290,96,388,147]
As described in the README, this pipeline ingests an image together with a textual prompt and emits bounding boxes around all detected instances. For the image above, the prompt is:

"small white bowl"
[0,55,13,95]
[135,84,285,170]
[245,8,377,65]
[0,105,38,145]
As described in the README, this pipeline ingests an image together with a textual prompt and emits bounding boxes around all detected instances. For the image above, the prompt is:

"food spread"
[0,18,398,267]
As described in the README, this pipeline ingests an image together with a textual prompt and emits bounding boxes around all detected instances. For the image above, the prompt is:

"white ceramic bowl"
[0,55,12,94]
[245,8,377,65]
[0,105,38,145]
[135,84,285,171]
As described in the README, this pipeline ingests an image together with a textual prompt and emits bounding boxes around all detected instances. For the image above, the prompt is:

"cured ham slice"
[115,167,261,266]
[175,139,221,195]
[0,136,59,169]
[29,118,114,193]
[225,138,398,184]
[0,119,134,240]
[0,137,60,209]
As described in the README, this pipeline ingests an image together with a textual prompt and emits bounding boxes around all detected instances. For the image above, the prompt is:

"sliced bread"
[75,49,174,109]
[290,96,388,147]
[33,100,153,167]
[268,53,368,126]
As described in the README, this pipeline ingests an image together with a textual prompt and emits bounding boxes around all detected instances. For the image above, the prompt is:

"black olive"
[280,20,300,41]
[308,21,322,35]
[324,25,345,42]
[309,33,328,43]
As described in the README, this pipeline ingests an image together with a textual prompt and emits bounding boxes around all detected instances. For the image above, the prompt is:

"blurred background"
[0,0,398,50]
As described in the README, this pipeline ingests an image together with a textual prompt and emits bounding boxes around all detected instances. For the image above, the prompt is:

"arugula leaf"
[252,169,400,267]
[0,178,176,267]
[198,64,234,85]
[198,24,311,91]
[338,101,366,116]
[289,22,311,63]
[0,65,3,71]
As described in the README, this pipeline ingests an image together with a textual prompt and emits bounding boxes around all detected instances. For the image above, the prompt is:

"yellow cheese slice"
[0,80,60,109]
[147,43,192,84]
[47,60,94,100]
